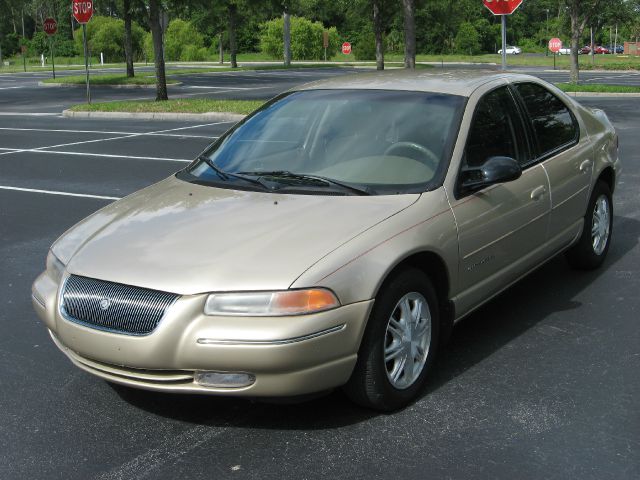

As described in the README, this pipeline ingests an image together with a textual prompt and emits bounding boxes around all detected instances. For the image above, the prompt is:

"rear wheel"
[344,268,439,411]
[566,180,613,269]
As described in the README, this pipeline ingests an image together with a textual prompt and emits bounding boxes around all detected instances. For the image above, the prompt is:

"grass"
[69,98,265,115]
[42,74,180,85]
[556,83,640,93]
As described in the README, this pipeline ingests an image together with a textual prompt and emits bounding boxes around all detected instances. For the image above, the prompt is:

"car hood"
[56,176,419,295]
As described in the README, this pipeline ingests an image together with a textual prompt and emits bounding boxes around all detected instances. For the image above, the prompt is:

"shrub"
[74,16,144,63]
[353,28,376,61]
[455,22,481,55]
[1,32,20,57]
[180,45,209,62]
[28,32,49,56]
[260,16,340,61]
[165,19,205,61]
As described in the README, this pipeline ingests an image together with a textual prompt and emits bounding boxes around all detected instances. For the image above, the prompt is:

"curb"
[62,109,246,122]
[39,81,181,89]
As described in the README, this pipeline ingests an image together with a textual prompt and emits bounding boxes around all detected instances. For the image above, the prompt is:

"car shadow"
[112,215,639,427]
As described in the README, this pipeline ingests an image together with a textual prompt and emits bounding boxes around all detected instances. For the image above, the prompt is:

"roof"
[293,69,538,97]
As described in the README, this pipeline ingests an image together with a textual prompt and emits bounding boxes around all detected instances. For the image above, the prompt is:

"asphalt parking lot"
[1,69,639,479]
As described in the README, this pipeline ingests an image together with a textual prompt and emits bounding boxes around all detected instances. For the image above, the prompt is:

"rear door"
[448,85,551,315]
[511,82,591,245]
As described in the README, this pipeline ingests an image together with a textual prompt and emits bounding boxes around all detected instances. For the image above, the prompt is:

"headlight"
[204,289,340,317]
[46,250,66,280]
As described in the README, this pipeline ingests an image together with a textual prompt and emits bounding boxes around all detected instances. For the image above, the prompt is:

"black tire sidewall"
[346,268,440,411]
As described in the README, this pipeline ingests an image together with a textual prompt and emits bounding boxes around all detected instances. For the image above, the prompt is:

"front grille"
[61,275,178,335]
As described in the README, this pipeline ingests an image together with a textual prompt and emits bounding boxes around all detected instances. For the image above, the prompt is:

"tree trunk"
[402,0,415,69]
[373,0,384,70]
[228,3,238,68]
[149,0,168,101]
[283,10,291,67]
[123,0,134,78]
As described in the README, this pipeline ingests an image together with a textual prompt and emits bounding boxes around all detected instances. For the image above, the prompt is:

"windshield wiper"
[236,170,373,196]
[197,155,269,189]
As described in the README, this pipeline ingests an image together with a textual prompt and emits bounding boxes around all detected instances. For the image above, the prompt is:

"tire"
[565,180,613,270]
[344,268,440,411]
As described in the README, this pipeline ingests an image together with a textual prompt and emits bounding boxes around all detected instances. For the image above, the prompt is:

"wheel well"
[386,252,451,312]
[598,167,615,194]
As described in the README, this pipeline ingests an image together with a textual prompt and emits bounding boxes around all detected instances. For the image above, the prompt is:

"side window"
[513,82,579,157]
[463,86,526,169]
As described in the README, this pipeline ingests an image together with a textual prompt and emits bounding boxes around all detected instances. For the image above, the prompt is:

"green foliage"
[260,16,340,60]
[353,28,376,61]
[28,32,49,56]
[75,16,144,63]
[164,19,205,61]
[0,33,20,57]
[455,22,481,55]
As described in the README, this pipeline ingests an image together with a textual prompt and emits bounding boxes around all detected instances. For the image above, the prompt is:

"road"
[0,69,638,479]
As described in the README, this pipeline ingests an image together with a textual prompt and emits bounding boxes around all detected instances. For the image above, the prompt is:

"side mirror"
[460,156,522,193]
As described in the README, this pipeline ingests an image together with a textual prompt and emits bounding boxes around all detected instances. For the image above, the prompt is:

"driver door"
[449,86,551,315]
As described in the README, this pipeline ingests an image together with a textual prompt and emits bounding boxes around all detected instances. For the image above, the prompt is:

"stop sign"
[483,0,523,15]
[342,42,352,55]
[548,38,563,53]
[43,18,57,36]
[72,0,94,24]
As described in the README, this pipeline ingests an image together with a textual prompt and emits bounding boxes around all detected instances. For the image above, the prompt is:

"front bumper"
[32,271,373,397]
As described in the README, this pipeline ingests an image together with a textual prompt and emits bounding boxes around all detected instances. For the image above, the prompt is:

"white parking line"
[0,147,191,162]
[0,121,230,156]
[0,112,61,116]
[0,86,26,90]
[0,185,120,200]
[0,127,217,139]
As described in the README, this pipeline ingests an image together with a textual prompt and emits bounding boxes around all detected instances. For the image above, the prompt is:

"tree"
[228,2,238,67]
[148,0,167,100]
[373,0,384,70]
[402,0,415,68]
[123,0,134,77]
[565,0,602,83]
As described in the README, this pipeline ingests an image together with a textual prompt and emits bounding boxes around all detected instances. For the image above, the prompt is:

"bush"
[165,19,205,61]
[353,28,376,61]
[28,32,49,56]
[1,33,20,57]
[75,16,144,63]
[455,22,481,55]
[180,45,209,62]
[260,16,340,61]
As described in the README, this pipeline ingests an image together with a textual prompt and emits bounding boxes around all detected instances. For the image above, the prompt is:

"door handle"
[580,159,593,173]
[531,185,546,201]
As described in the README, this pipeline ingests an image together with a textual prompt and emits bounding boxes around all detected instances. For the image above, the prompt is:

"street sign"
[72,0,94,24]
[323,31,329,49]
[482,0,523,16]
[548,38,562,53]
[43,18,57,36]
[342,42,351,55]
[20,45,27,54]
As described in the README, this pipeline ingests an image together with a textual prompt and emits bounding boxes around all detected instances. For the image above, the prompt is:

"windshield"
[185,89,465,195]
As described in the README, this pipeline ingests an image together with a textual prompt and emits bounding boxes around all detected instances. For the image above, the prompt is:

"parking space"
[0,69,639,479]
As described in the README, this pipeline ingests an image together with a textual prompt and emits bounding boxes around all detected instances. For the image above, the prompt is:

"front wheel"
[344,268,440,411]
[565,180,613,269]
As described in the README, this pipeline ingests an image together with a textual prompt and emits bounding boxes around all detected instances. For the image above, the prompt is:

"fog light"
[194,371,255,388]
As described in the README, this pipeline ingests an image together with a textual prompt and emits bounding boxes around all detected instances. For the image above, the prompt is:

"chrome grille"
[61,275,178,335]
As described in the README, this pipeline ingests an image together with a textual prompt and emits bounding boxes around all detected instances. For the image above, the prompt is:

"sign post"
[323,31,329,62]
[72,0,94,104]
[548,38,562,71]
[43,18,57,79]
[483,0,523,71]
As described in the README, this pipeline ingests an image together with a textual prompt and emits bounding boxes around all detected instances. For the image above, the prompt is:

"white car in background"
[498,46,521,55]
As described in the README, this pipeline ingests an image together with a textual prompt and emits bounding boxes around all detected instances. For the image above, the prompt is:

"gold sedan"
[32,71,620,411]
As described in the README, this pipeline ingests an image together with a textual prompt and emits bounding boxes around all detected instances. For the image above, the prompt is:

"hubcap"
[591,194,611,256]
[384,292,431,390]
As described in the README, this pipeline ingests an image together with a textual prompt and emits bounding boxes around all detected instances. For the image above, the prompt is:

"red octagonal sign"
[43,18,57,36]
[72,0,94,24]
[483,0,523,15]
